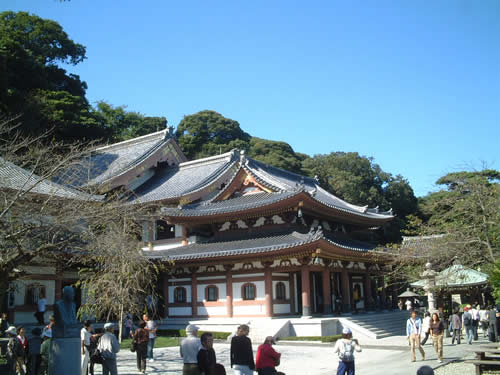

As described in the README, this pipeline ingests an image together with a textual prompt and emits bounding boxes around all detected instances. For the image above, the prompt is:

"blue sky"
[3,1,499,197]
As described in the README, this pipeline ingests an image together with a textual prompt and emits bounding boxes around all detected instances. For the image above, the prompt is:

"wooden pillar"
[289,273,296,314]
[182,226,188,246]
[379,276,386,310]
[55,279,62,301]
[163,275,169,318]
[391,283,398,310]
[322,267,332,315]
[300,257,312,316]
[364,273,373,310]
[263,263,273,317]
[224,264,234,317]
[341,268,351,313]
[189,267,198,318]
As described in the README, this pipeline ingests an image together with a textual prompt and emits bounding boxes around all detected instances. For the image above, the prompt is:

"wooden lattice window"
[174,287,187,303]
[25,284,46,306]
[242,283,256,301]
[206,286,218,302]
[275,282,286,300]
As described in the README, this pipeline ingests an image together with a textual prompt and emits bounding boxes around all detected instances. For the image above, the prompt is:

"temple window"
[174,287,187,303]
[206,286,218,301]
[275,282,286,300]
[242,283,256,300]
[25,284,46,305]
[155,220,175,240]
[206,266,216,273]
[242,263,253,270]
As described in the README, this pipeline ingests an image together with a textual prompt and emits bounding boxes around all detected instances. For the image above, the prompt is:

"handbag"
[130,339,137,353]
[90,348,104,364]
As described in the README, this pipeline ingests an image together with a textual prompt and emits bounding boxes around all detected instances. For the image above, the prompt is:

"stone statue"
[53,286,78,338]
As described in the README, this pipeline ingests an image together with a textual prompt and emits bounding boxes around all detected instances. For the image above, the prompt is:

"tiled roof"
[401,235,446,251]
[0,157,103,201]
[161,191,298,216]
[129,151,237,204]
[64,129,173,187]
[411,264,488,288]
[146,227,375,261]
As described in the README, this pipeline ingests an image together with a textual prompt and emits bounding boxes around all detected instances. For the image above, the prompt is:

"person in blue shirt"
[407,310,426,362]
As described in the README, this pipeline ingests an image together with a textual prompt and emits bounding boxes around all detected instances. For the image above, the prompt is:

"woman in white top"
[334,327,361,375]
[420,312,432,345]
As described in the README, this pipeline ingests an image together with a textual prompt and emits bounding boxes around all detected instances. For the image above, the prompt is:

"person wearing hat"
[97,323,120,375]
[6,326,20,375]
[256,336,281,375]
[180,324,202,375]
[333,327,361,375]
[462,306,474,345]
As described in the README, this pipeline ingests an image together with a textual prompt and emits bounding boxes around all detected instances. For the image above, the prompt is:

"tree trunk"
[118,303,123,344]
[0,272,10,313]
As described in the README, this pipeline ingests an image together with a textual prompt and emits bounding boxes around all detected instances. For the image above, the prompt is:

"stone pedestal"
[49,337,80,375]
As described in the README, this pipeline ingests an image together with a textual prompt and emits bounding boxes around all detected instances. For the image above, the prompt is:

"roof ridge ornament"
[239,150,247,165]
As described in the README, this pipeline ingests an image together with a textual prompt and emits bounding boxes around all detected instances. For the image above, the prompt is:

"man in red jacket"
[256,336,281,375]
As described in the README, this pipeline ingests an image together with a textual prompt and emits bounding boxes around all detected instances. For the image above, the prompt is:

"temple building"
[3,128,397,322]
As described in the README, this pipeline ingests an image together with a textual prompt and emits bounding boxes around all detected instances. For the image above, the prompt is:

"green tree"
[248,137,305,174]
[0,11,106,142]
[176,110,250,159]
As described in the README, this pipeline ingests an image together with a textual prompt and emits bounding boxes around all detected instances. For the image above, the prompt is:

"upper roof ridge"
[179,149,238,168]
[95,129,169,152]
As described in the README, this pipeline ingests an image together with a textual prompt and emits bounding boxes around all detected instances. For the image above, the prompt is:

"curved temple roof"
[145,227,377,262]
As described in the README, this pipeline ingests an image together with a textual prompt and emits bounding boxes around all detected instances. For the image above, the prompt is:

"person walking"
[88,329,104,375]
[420,312,431,345]
[430,313,445,363]
[180,324,202,375]
[230,324,255,375]
[35,293,47,326]
[450,310,461,345]
[97,323,120,375]
[462,307,474,345]
[471,305,480,341]
[42,315,55,338]
[479,306,489,338]
[28,327,43,375]
[333,327,361,375]
[40,330,53,375]
[124,314,133,339]
[198,332,217,375]
[16,326,28,375]
[6,326,20,375]
[256,336,281,375]
[133,321,149,374]
[488,306,498,342]
[81,320,94,375]
[407,310,425,362]
[143,314,157,362]
[405,299,413,311]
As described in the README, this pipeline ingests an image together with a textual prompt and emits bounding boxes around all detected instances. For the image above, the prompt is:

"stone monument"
[49,286,81,375]
[421,262,438,313]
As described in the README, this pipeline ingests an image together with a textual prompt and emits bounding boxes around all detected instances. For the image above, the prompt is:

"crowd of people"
[406,304,499,364]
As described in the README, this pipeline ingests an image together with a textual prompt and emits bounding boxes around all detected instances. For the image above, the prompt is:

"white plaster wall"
[168,278,191,282]
[15,312,40,324]
[272,280,289,299]
[272,273,289,277]
[198,276,225,281]
[197,283,226,302]
[233,262,263,271]
[274,304,291,314]
[169,307,192,316]
[12,279,56,306]
[234,304,265,315]
[197,306,227,316]
[233,281,265,301]
[21,266,56,275]
[168,285,192,303]
[232,273,264,279]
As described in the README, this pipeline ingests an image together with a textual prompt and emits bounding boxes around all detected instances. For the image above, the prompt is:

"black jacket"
[198,347,217,375]
[230,335,255,369]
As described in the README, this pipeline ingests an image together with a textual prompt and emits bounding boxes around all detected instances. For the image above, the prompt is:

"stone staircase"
[340,310,410,339]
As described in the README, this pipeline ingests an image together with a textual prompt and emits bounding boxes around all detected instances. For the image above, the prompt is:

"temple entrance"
[311,272,324,314]
[351,275,365,312]
[296,271,303,315]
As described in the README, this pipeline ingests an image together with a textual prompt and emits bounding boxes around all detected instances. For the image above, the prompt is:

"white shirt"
[146,320,157,339]
[479,310,489,322]
[38,298,47,312]
[405,300,412,310]
[180,335,202,364]
[97,332,120,359]
[333,338,361,360]
[471,308,480,320]
[81,327,91,346]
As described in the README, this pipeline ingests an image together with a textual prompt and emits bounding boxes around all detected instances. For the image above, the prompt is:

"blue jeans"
[147,337,155,359]
[233,364,253,375]
[465,326,474,344]
[337,361,355,375]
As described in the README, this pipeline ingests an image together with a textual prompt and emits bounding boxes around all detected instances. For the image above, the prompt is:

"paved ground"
[93,335,489,375]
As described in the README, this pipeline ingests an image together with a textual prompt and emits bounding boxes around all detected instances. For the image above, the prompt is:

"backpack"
[464,313,472,327]
[339,340,355,362]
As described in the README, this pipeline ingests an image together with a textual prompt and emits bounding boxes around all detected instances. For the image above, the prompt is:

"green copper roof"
[411,264,488,288]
